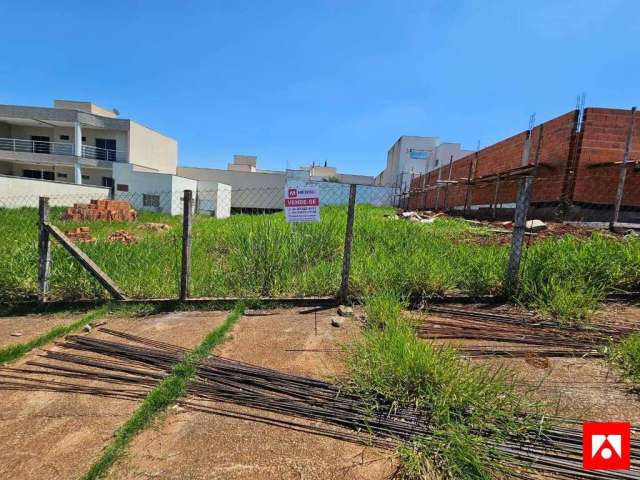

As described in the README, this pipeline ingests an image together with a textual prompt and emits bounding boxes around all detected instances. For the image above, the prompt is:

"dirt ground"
[0,312,85,349]
[419,304,640,423]
[0,310,228,480]
[107,307,397,480]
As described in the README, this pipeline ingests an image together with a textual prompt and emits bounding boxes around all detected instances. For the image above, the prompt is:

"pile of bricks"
[107,230,138,244]
[63,199,137,222]
[65,226,96,243]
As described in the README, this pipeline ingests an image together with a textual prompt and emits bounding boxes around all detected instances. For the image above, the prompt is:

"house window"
[117,184,129,192]
[102,177,114,188]
[82,175,90,181]
[60,135,70,141]
[23,169,41,179]
[57,172,68,179]
[95,138,117,161]
[82,136,86,142]
[31,136,51,154]
[143,194,160,208]
[23,169,54,180]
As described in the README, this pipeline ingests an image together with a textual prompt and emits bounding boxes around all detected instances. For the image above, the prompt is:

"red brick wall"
[572,107,640,207]
[407,107,640,213]
[529,111,578,203]
[408,111,577,210]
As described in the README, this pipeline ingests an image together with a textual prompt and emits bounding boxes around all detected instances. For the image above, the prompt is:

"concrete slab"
[107,306,397,480]
[0,310,228,480]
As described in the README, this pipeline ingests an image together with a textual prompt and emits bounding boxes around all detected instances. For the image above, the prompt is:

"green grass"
[609,334,640,384]
[1,205,639,321]
[0,305,111,364]
[343,294,543,479]
[81,303,245,480]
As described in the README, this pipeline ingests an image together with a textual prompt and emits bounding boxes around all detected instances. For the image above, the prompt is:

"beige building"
[178,155,377,210]
[0,99,234,217]
[0,99,178,188]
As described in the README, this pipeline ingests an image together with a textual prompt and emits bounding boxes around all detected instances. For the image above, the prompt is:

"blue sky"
[1,0,638,176]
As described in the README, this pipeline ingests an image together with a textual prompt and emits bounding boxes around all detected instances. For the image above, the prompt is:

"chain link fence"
[0,181,398,303]
[1,167,638,306]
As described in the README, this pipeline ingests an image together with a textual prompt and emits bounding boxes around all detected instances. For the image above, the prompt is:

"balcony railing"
[0,137,127,163]
[0,137,73,156]
[82,144,126,162]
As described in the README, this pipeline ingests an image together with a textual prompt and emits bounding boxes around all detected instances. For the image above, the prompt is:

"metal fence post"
[610,106,636,230]
[505,176,534,295]
[38,197,51,303]
[180,190,193,301]
[339,184,357,302]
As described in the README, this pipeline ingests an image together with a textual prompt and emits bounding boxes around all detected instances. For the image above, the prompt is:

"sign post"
[284,183,320,223]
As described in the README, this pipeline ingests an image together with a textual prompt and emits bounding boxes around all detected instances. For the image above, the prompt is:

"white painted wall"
[378,136,471,190]
[379,136,439,188]
[178,166,285,209]
[0,174,109,207]
[432,143,473,172]
[112,163,197,215]
[195,181,231,219]
[169,175,199,216]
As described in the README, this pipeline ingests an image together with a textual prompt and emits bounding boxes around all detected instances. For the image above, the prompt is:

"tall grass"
[609,334,640,384]
[343,294,541,479]
[518,233,640,321]
[0,207,182,301]
[1,205,639,321]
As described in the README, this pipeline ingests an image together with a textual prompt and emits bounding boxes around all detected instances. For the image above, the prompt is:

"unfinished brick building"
[407,107,639,223]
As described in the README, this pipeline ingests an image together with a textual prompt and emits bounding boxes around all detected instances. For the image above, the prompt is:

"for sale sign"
[284,183,320,223]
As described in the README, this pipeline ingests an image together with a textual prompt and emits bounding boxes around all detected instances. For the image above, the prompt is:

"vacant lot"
[1,205,639,321]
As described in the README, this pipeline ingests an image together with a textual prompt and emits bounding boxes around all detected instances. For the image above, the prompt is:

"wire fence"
[403,170,640,226]
[0,181,398,217]
[0,169,637,304]
[0,182,398,302]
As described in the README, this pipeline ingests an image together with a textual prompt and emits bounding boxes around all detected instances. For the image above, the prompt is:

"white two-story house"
[0,100,230,216]
[0,99,177,187]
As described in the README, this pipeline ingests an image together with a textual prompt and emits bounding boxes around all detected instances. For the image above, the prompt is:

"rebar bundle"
[1,329,639,479]
[418,306,631,358]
